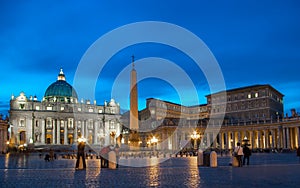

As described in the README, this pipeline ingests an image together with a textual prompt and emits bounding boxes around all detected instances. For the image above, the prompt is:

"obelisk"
[129,56,139,149]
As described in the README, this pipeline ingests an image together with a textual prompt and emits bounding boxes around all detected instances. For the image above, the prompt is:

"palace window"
[47,106,52,110]
[248,93,251,99]
[35,106,40,110]
[109,121,115,129]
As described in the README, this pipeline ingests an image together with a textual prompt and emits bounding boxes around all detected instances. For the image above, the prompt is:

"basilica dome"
[44,69,78,103]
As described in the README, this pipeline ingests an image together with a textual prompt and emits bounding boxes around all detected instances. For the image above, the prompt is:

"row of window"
[19,119,117,130]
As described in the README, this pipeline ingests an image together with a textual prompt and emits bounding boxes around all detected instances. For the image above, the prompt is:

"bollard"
[108,151,117,169]
[210,151,217,168]
[231,156,239,167]
[197,149,203,166]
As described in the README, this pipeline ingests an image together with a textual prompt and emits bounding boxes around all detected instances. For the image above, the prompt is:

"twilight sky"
[1,0,300,116]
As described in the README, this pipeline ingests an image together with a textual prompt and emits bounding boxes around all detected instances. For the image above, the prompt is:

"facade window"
[47,106,52,110]
[60,120,64,128]
[89,108,94,113]
[88,120,93,129]
[77,121,81,129]
[68,118,74,129]
[61,106,64,111]
[78,108,81,112]
[46,119,52,129]
[35,106,40,110]
[255,93,258,98]
[248,94,251,99]
[19,119,25,127]
[99,109,103,113]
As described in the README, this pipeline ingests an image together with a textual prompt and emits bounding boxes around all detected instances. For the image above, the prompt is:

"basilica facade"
[9,69,122,148]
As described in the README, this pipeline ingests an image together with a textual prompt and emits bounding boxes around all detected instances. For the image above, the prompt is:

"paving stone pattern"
[0,153,299,187]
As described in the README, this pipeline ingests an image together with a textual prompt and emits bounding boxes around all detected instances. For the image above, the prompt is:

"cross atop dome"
[57,68,66,81]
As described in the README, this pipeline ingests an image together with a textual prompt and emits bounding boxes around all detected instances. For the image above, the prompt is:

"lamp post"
[191,131,200,150]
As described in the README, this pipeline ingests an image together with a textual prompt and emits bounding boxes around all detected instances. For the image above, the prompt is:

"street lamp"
[191,131,200,150]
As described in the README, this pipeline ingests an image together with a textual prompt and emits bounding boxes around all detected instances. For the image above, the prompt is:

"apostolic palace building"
[7,66,300,153]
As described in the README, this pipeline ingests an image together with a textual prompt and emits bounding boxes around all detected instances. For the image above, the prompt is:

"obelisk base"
[129,131,140,150]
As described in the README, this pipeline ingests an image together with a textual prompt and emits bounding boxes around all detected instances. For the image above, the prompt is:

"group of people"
[75,138,120,170]
[233,142,252,167]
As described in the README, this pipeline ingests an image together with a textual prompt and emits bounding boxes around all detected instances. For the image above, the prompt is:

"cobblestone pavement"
[0,152,300,187]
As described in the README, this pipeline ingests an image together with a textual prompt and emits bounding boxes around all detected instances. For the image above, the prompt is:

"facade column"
[212,132,217,148]
[232,131,236,149]
[52,119,56,144]
[286,127,290,149]
[74,121,78,143]
[64,120,68,145]
[263,130,267,149]
[206,133,211,148]
[257,131,261,149]
[93,121,97,144]
[41,119,45,144]
[277,127,282,149]
[250,131,254,149]
[283,127,287,148]
[296,127,300,148]
[237,131,241,143]
[81,120,84,137]
[271,129,275,148]
[56,120,60,144]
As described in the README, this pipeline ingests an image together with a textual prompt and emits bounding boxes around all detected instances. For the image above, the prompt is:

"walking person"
[297,147,300,163]
[243,144,251,165]
[75,137,86,170]
[234,142,244,167]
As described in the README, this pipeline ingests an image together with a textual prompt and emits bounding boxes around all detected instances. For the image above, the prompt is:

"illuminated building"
[9,69,121,147]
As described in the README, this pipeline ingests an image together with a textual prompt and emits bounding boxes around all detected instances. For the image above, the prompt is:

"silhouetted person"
[243,144,251,165]
[297,147,300,163]
[75,141,86,170]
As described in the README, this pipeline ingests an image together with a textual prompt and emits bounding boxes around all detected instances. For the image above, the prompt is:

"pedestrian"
[75,138,86,170]
[234,142,244,167]
[115,144,120,168]
[49,149,54,161]
[243,144,251,165]
[297,147,300,163]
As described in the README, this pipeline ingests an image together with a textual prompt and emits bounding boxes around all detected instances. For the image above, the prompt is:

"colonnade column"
[297,127,300,148]
[257,131,261,148]
[286,127,290,149]
[232,132,236,148]
[277,127,282,149]
[271,129,275,148]
[283,127,287,148]
[206,133,211,147]
[250,131,254,149]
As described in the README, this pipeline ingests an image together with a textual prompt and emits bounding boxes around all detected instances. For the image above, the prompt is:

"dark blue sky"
[1,0,300,116]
